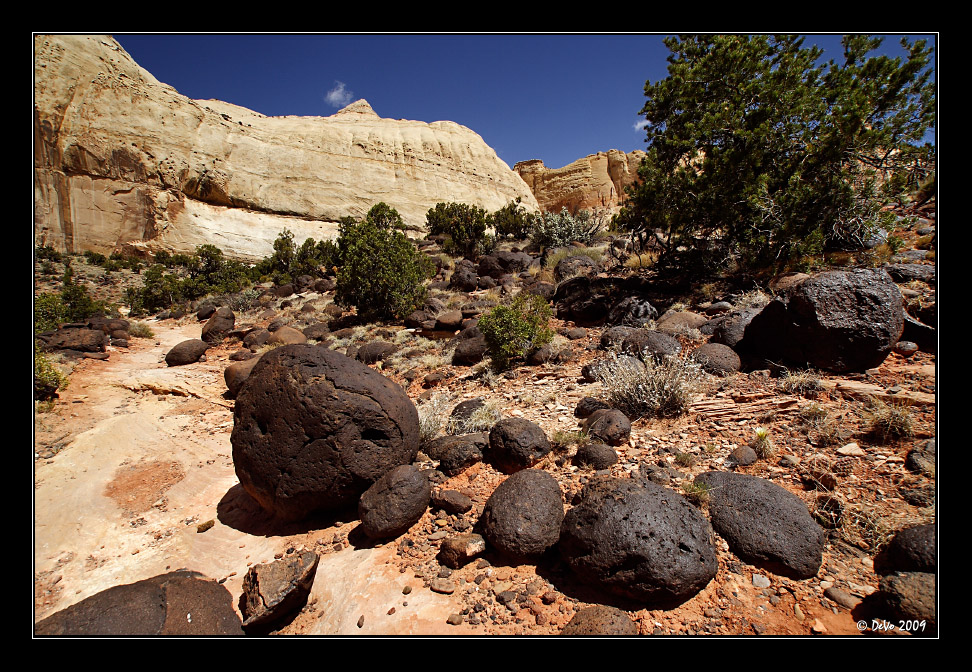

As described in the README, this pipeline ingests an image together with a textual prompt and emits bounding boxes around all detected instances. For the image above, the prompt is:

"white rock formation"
[34,35,538,260]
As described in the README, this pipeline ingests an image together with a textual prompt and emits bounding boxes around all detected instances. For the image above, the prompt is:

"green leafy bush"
[34,293,67,333]
[492,198,537,240]
[624,34,936,273]
[530,208,604,250]
[36,245,62,262]
[335,203,435,321]
[426,202,494,258]
[34,342,68,401]
[478,293,553,370]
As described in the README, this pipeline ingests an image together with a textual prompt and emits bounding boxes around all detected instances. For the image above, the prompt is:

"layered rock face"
[514,149,645,214]
[34,35,538,260]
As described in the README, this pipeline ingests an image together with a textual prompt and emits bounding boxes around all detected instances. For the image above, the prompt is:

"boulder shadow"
[216,484,358,538]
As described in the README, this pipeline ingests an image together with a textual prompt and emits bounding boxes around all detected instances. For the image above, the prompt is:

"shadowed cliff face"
[33,35,538,260]
[514,149,645,215]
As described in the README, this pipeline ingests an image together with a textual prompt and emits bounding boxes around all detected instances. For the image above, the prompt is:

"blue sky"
[113,34,936,172]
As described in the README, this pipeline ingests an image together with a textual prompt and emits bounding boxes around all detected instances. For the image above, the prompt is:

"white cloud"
[325,81,355,108]
[633,119,650,132]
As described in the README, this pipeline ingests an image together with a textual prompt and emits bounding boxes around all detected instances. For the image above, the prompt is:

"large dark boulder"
[201,306,236,344]
[41,327,108,353]
[878,572,936,628]
[478,250,534,279]
[165,339,209,367]
[554,254,599,282]
[35,571,242,636]
[582,409,631,446]
[355,341,399,365]
[452,335,488,366]
[479,469,564,561]
[703,308,761,345]
[621,330,680,360]
[737,269,904,372]
[224,355,262,398]
[231,345,419,521]
[485,418,552,474]
[559,477,718,606]
[607,295,658,327]
[695,471,825,579]
[358,464,431,539]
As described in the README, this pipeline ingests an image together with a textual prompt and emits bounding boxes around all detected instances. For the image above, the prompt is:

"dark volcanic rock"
[358,465,431,539]
[704,308,761,346]
[437,533,487,569]
[42,327,108,353]
[267,325,308,346]
[737,269,904,372]
[574,443,619,470]
[878,572,936,626]
[231,345,419,522]
[582,409,631,447]
[432,489,474,514]
[559,477,718,605]
[243,328,272,350]
[224,355,263,398]
[607,295,658,327]
[695,471,825,579]
[165,339,209,367]
[486,418,552,474]
[436,436,487,477]
[201,306,236,344]
[554,254,599,282]
[35,571,242,635]
[479,469,564,561]
[883,524,936,573]
[561,605,639,636]
[574,396,612,419]
[240,551,320,630]
[691,342,741,375]
[452,335,488,366]
[656,311,709,336]
[302,322,331,341]
[355,340,398,365]
[621,330,681,360]
[905,439,935,477]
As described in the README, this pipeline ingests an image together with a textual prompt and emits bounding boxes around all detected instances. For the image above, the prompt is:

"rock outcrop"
[34,35,538,259]
[514,150,645,214]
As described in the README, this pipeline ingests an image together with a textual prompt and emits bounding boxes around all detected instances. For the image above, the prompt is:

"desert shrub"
[595,353,704,420]
[492,197,537,240]
[530,208,605,250]
[127,264,183,315]
[34,342,68,401]
[779,369,824,398]
[36,245,63,262]
[335,203,435,321]
[128,322,155,339]
[681,480,711,507]
[865,397,914,442]
[34,293,67,333]
[60,280,103,323]
[447,398,503,435]
[416,394,454,447]
[478,293,553,371]
[426,201,494,258]
[83,250,108,266]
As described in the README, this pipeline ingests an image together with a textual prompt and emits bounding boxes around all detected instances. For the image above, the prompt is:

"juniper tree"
[620,34,935,273]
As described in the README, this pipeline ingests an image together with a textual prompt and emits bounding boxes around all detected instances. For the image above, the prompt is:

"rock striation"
[34,35,538,259]
[514,150,645,214]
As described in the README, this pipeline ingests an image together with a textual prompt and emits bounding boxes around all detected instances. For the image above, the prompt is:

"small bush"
[681,480,711,507]
[530,208,605,250]
[34,343,68,401]
[34,293,67,333]
[36,245,63,262]
[447,398,503,435]
[551,430,591,450]
[491,198,537,240]
[596,353,704,420]
[865,397,914,442]
[416,394,453,447]
[478,293,553,371]
[674,452,697,468]
[426,202,494,258]
[779,369,824,398]
[128,322,155,339]
[336,204,435,321]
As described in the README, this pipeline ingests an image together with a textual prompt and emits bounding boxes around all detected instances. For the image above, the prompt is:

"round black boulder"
[358,464,431,539]
[559,477,718,606]
[479,469,564,561]
[694,471,825,579]
[165,339,210,367]
[882,523,936,573]
[231,345,419,522]
[691,342,741,375]
[486,418,552,474]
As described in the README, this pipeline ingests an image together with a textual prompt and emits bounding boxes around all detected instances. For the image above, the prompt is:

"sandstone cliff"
[514,150,645,215]
[34,35,538,261]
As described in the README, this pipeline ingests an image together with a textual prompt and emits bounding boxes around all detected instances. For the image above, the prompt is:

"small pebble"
[357,615,364,628]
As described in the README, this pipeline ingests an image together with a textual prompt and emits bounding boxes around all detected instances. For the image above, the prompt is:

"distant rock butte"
[514,150,645,215]
[34,35,539,260]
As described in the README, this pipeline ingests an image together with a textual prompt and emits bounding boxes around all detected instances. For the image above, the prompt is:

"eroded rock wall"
[34,35,538,260]
[514,149,645,215]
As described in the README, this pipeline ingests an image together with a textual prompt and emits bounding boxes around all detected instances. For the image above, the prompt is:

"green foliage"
[492,198,537,240]
[335,203,435,321]
[128,322,155,339]
[36,245,62,262]
[60,278,103,323]
[426,202,495,258]
[530,208,604,250]
[127,263,183,315]
[625,34,936,273]
[34,342,68,401]
[34,293,67,333]
[478,293,553,371]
